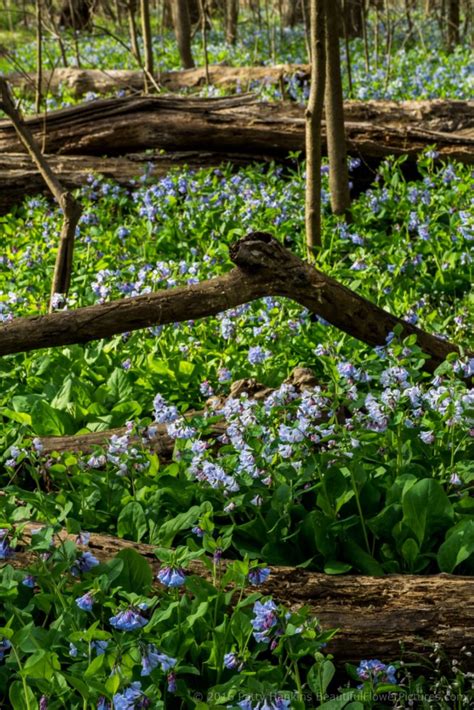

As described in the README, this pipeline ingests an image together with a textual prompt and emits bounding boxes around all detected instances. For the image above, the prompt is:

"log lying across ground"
[0,150,275,215]
[7,64,310,97]
[0,234,468,375]
[0,95,472,163]
[9,523,474,666]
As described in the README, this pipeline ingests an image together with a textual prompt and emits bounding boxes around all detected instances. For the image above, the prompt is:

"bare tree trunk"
[140,0,154,91]
[343,0,363,37]
[128,0,142,64]
[305,0,326,255]
[35,0,43,114]
[172,0,195,69]
[325,0,351,216]
[446,0,460,50]
[225,0,239,44]
[199,0,210,84]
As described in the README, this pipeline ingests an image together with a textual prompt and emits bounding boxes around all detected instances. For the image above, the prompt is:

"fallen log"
[39,370,315,455]
[7,64,310,98]
[0,95,472,163]
[0,150,276,215]
[0,233,469,375]
[8,522,474,666]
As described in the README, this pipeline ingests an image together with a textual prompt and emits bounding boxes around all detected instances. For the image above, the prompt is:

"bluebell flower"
[248,345,271,365]
[0,530,14,560]
[167,671,177,692]
[224,652,244,670]
[69,643,78,657]
[191,526,204,537]
[97,697,111,710]
[248,567,271,586]
[419,430,435,445]
[157,566,186,587]
[113,681,149,709]
[75,591,94,612]
[71,551,99,576]
[91,640,108,655]
[39,696,48,710]
[141,644,176,675]
[75,531,91,546]
[356,658,397,686]
[109,608,148,631]
[0,637,11,661]
[251,599,278,643]
[22,575,36,588]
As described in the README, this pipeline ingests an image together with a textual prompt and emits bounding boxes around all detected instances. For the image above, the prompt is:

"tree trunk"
[325,1,351,216]
[446,0,460,50]
[127,0,142,65]
[1,94,473,164]
[12,522,474,668]
[0,233,468,374]
[172,0,195,68]
[343,0,364,37]
[225,0,239,44]
[305,0,326,253]
[59,0,92,30]
[140,0,154,89]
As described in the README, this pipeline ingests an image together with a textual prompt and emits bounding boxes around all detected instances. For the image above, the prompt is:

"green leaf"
[117,501,147,542]
[402,479,453,545]
[438,520,474,573]
[343,539,385,576]
[113,548,153,593]
[323,561,352,574]
[401,538,419,570]
[106,368,133,403]
[157,503,212,546]
[9,681,38,710]
[0,408,32,425]
[84,653,105,678]
[307,659,336,695]
[22,649,60,680]
[185,601,209,628]
[30,399,75,436]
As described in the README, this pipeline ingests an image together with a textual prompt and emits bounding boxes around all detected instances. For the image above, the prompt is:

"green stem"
[11,645,32,710]
[350,468,371,555]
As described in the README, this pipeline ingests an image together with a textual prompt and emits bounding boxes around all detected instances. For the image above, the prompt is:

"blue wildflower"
[75,591,94,612]
[113,681,149,709]
[91,640,108,655]
[248,567,271,586]
[109,608,148,631]
[141,644,176,676]
[167,671,177,692]
[71,551,99,576]
[0,529,14,560]
[356,658,397,686]
[157,566,186,587]
[0,638,11,661]
[248,345,271,365]
[22,575,36,588]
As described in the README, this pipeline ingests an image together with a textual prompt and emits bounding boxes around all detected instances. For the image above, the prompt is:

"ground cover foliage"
[0,5,474,707]
[0,148,473,708]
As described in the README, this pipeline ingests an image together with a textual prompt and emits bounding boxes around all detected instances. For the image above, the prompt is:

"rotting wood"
[0,233,469,374]
[6,522,473,667]
[0,95,472,163]
[7,65,310,97]
[39,369,316,455]
[0,150,276,215]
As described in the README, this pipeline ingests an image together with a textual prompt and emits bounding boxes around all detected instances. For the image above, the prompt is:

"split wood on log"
[6,65,311,98]
[0,95,472,163]
[0,234,469,375]
[8,523,474,667]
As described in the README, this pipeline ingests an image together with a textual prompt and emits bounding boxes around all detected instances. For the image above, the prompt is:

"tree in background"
[172,0,195,69]
[225,0,239,44]
[305,0,326,254]
[325,1,351,216]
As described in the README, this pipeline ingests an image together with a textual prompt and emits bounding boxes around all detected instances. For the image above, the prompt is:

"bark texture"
[0,150,276,215]
[10,523,474,667]
[0,95,472,164]
[0,233,468,375]
[305,0,326,252]
[7,65,310,97]
[172,0,195,69]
